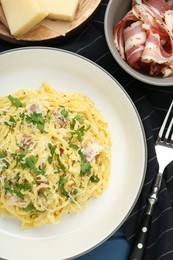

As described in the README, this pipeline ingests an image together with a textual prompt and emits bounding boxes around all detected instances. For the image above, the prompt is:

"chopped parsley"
[58,176,68,190]
[70,124,91,142]
[4,182,11,192]
[58,176,69,198]
[57,155,66,173]
[90,175,100,183]
[4,182,24,199]
[48,143,56,164]
[8,95,25,108]
[69,143,79,150]
[45,110,51,121]
[20,155,45,175]
[80,162,92,175]
[0,152,5,158]
[26,155,37,167]
[4,116,16,127]
[78,150,92,175]
[75,115,85,123]
[14,172,20,180]
[70,115,84,130]
[24,156,38,174]
[60,108,69,119]
[13,189,25,199]
[70,126,86,141]
[23,203,35,212]
[14,154,46,177]
[72,189,78,196]
[78,150,86,161]
[25,112,47,133]
[16,183,31,191]
[19,113,25,120]
[12,149,28,166]
[0,151,9,171]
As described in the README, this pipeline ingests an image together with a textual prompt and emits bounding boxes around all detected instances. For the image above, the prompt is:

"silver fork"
[129,100,173,260]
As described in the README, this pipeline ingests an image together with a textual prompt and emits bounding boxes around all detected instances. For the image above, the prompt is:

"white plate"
[0,48,147,260]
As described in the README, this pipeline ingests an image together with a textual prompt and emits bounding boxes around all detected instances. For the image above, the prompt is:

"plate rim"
[0,47,148,259]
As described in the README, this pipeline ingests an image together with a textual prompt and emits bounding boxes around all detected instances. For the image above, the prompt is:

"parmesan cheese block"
[1,0,48,37]
[41,0,79,21]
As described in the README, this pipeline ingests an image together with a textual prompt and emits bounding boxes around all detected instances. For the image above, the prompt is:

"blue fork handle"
[128,213,152,260]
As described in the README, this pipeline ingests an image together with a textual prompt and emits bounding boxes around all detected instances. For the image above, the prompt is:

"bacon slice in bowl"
[113,0,173,77]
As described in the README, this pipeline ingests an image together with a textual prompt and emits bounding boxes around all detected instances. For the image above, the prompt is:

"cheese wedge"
[1,0,48,37]
[40,0,79,21]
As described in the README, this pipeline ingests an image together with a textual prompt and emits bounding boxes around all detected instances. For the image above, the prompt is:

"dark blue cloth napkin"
[1,1,173,259]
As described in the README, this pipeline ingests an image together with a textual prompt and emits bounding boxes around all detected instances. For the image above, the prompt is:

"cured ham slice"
[132,2,168,41]
[113,0,173,77]
[123,21,146,68]
[113,11,138,59]
[141,31,173,64]
[141,0,170,16]
[164,10,173,37]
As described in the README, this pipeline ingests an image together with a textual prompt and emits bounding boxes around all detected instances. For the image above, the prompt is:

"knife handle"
[128,214,152,260]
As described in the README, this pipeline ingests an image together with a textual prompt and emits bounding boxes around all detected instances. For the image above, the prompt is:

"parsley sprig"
[70,115,84,130]
[69,143,79,150]
[56,155,66,173]
[21,155,45,175]
[4,116,16,127]
[23,203,35,212]
[78,150,92,175]
[8,95,25,108]
[0,151,9,171]
[58,176,69,198]
[70,126,85,141]
[16,183,32,191]
[48,143,56,164]
[25,112,47,133]
[4,182,24,199]
[12,149,28,167]
[60,108,69,119]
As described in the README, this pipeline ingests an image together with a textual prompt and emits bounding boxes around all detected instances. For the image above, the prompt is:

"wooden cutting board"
[0,0,101,45]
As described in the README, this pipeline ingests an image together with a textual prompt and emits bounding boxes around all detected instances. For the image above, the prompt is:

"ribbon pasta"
[0,83,111,228]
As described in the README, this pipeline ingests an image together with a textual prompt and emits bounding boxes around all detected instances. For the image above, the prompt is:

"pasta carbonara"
[0,83,111,228]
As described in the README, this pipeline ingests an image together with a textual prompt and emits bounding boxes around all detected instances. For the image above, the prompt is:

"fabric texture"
[0,0,173,259]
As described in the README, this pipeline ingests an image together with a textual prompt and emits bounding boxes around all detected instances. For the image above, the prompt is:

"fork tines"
[157,100,173,144]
